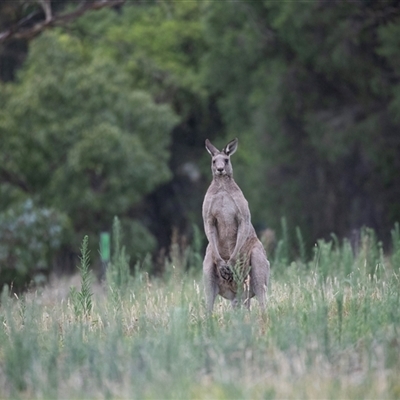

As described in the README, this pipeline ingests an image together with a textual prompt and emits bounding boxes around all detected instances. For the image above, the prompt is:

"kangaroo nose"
[217,167,224,172]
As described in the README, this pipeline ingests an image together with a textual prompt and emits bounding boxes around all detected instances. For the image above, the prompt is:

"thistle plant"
[231,258,251,307]
[69,235,93,318]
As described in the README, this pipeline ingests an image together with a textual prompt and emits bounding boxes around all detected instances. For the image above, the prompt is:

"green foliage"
[120,219,157,261]
[357,227,382,277]
[102,2,207,104]
[390,222,400,272]
[296,226,307,265]
[69,235,93,318]
[106,217,131,305]
[0,29,178,244]
[186,224,204,272]
[273,217,291,271]
[0,199,70,289]
[377,20,400,123]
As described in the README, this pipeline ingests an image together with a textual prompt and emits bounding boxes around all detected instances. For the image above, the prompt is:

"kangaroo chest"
[208,189,243,258]
[210,191,239,229]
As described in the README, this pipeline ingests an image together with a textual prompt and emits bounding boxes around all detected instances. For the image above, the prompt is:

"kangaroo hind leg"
[249,242,270,309]
[203,245,218,314]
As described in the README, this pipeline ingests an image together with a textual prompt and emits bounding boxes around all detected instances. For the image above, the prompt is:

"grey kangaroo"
[202,138,270,312]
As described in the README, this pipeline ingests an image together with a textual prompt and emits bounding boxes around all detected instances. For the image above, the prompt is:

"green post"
[100,232,110,275]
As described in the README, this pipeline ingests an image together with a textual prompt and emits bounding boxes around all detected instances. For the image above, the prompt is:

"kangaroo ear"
[205,139,219,156]
[223,138,238,156]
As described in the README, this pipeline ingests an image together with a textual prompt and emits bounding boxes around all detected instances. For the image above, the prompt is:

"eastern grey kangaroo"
[202,138,270,312]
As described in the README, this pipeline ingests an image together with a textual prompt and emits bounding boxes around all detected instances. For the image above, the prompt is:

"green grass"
[0,230,400,399]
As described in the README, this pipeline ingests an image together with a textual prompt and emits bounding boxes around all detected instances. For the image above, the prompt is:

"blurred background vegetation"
[1,0,400,288]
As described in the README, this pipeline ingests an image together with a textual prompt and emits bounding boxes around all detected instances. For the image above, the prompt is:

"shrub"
[0,199,70,289]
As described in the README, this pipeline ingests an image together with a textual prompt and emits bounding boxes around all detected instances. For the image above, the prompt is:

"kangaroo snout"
[213,156,229,176]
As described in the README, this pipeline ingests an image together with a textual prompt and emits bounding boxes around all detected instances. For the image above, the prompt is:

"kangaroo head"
[205,138,238,178]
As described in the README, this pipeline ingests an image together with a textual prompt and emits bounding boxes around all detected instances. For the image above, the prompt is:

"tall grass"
[0,227,400,399]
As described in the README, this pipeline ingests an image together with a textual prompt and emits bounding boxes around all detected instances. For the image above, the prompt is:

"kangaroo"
[202,138,270,312]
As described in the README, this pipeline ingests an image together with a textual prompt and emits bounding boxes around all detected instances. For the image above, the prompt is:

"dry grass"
[2,219,400,399]
[1,255,399,399]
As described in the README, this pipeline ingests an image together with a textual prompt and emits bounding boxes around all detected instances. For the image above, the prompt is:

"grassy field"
[0,227,400,399]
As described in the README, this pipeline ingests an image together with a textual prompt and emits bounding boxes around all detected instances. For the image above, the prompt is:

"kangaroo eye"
[224,159,229,164]
[213,160,216,164]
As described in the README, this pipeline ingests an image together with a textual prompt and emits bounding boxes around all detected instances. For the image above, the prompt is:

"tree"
[70,2,219,247]
[0,30,178,256]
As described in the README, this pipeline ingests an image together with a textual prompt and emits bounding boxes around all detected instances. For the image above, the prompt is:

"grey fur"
[202,138,270,312]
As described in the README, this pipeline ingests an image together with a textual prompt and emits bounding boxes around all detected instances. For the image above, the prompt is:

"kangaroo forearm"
[206,225,224,262]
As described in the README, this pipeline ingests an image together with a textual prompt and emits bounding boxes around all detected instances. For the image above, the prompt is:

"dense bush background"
[1,0,400,284]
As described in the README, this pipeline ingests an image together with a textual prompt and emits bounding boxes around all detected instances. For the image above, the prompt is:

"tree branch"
[0,0,125,43]
[0,167,30,193]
